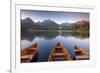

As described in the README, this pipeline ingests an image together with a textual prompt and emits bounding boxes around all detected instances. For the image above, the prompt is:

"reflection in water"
[21,30,89,62]
[21,40,32,49]
[21,30,89,41]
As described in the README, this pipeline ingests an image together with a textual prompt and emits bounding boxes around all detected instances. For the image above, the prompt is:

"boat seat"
[74,49,81,52]
[21,55,33,59]
[55,48,63,53]
[53,53,67,56]
[76,55,89,60]
[53,56,65,61]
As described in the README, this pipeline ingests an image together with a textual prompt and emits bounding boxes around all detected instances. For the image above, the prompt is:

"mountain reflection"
[21,30,89,41]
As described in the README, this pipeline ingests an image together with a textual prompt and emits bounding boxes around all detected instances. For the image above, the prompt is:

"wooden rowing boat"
[48,42,72,61]
[74,45,89,60]
[21,43,38,63]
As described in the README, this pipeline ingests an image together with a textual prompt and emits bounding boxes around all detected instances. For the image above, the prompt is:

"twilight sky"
[21,10,89,24]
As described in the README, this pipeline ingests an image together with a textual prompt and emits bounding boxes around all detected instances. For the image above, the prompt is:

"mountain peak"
[43,19,54,23]
[23,17,34,22]
[75,20,89,25]
[41,19,58,25]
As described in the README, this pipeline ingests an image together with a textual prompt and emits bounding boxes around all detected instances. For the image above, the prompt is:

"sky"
[21,10,89,24]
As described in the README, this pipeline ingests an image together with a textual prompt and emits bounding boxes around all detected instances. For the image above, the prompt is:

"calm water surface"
[21,30,89,62]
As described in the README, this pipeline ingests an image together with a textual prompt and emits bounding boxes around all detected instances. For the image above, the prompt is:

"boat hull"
[74,45,89,60]
[21,43,38,63]
[48,42,72,61]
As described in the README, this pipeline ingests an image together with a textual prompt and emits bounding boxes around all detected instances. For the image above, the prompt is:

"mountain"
[21,18,59,30]
[72,20,89,31]
[41,20,57,25]
[41,20,59,30]
[21,17,89,31]
[60,22,73,30]
[75,20,89,25]
[21,17,44,31]
[61,22,71,25]
[21,18,34,29]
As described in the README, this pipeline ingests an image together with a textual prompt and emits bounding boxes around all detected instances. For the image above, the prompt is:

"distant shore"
[24,29,89,33]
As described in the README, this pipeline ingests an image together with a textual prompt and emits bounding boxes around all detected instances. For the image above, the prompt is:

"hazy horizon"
[21,10,89,24]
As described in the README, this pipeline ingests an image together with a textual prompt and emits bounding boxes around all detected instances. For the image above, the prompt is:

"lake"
[21,30,89,62]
